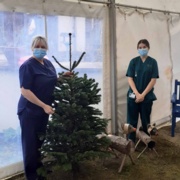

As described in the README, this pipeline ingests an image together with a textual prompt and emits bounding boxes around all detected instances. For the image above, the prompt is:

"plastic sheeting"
[0,2,110,179]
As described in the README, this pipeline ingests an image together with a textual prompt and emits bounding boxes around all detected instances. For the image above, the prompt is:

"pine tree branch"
[71,52,86,71]
[52,56,70,71]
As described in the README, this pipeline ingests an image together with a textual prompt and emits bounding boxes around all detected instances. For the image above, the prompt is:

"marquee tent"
[1,0,180,179]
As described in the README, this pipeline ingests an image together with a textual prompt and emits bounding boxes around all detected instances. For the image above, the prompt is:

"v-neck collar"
[32,57,46,66]
[140,56,149,63]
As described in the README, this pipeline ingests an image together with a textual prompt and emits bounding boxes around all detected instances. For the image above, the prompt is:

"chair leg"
[171,116,176,137]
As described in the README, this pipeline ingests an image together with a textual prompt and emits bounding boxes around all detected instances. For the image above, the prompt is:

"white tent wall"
[0,162,24,180]
[170,16,180,123]
[170,16,180,84]
[116,8,173,133]
[114,2,180,127]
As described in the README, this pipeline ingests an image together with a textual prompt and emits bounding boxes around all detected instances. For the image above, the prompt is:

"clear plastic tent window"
[0,10,104,179]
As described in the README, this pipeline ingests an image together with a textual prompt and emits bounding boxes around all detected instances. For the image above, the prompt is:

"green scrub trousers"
[127,99,153,142]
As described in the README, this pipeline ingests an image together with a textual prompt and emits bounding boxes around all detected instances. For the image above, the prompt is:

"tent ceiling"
[0,0,107,16]
[1,0,180,14]
[116,0,180,12]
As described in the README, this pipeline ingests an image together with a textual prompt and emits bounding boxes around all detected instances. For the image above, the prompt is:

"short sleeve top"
[126,56,159,102]
[17,57,57,115]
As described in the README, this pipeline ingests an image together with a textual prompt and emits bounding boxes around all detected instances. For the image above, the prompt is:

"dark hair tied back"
[137,39,150,49]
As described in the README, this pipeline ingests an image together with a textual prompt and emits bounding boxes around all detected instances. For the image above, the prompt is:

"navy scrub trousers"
[19,110,49,180]
[127,100,153,143]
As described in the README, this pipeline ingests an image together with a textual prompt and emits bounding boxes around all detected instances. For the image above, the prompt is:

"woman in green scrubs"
[126,39,159,143]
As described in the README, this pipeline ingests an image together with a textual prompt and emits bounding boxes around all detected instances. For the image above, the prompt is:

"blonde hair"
[31,36,48,50]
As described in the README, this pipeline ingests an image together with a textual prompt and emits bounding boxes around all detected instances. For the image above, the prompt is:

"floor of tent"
[158,121,180,146]
[9,121,180,180]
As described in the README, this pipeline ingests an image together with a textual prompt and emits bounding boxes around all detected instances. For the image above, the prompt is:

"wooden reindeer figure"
[135,123,158,159]
[97,123,136,173]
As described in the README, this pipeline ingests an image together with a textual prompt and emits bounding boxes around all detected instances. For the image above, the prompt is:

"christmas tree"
[40,33,110,177]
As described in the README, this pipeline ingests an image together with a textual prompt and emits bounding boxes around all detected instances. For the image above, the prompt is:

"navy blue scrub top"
[17,57,57,116]
[126,56,159,102]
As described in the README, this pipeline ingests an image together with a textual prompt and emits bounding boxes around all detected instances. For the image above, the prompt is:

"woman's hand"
[42,104,54,114]
[135,93,145,103]
[21,87,55,114]
[63,71,74,76]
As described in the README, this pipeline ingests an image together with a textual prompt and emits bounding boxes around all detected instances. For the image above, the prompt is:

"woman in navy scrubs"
[17,36,57,180]
[126,39,159,143]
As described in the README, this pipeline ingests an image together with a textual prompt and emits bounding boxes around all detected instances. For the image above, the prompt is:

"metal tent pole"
[80,0,110,5]
[80,0,118,134]
[42,0,48,39]
[109,0,118,135]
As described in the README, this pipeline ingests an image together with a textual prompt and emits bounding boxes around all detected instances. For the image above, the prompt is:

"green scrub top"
[126,56,159,102]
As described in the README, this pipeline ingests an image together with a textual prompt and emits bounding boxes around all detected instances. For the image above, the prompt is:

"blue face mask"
[138,49,148,57]
[33,48,47,60]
